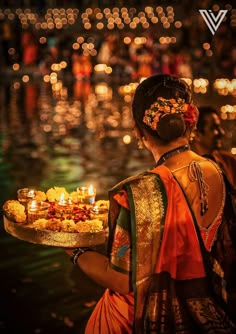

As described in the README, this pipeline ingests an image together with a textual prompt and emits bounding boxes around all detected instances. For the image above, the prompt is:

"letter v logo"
[199,9,228,35]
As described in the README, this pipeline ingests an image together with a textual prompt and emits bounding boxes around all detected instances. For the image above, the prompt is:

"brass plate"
[3,216,106,248]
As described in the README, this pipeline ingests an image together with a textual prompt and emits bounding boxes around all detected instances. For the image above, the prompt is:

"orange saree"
[85,166,236,333]
[85,290,134,333]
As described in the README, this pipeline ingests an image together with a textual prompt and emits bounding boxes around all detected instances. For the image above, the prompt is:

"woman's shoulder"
[109,172,151,210]
[110,168,170,193]
[110,172,151,192]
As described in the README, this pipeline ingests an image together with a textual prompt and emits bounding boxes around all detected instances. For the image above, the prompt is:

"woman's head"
[132,74,198,142]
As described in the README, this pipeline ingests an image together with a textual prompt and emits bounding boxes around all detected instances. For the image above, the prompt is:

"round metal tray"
[3,215,106,248]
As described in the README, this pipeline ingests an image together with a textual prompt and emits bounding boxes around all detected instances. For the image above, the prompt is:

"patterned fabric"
[110,211,131,274]
[144,272,233,334]
[141,167,235,334]
[86,166,236,333]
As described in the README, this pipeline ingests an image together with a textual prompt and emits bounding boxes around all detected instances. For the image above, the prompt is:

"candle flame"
[59,192,65,205]
[30,200,37,209]
[88,185,94,195]
[28,190,35,198]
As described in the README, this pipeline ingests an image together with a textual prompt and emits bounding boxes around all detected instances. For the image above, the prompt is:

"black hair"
[197,106,219,133]
[132,74,192,142]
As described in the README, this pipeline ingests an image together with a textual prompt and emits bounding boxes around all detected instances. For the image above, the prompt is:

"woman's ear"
[133,124,147,149]
[185,125,196,143]
[133,124,143,140]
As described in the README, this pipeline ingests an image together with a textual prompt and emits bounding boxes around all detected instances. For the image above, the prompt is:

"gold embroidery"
[187,298,231,331]
[130,174,165,281]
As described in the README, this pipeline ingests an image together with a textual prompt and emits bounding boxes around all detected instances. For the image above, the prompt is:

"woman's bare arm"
[64,249,130,295]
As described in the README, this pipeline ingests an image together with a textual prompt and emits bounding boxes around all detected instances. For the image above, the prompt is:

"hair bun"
[156,113,186,141]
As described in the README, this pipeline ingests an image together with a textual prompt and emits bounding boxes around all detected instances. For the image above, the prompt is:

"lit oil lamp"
[87,185,96,205]
[55,193,73,217]
[17,188,35,207]
[77,185,96,205]
[27,200,50,224]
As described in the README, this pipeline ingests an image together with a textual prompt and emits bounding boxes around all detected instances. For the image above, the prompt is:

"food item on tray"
[3,200,26,223]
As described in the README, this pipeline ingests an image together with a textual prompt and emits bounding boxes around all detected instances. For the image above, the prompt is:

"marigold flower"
[34,190,47,202]
[3,200,26,223]
[143,97,197,130]
[46,187,69,202]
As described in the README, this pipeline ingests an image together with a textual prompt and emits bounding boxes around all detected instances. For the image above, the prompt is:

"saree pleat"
[85,289,134,334]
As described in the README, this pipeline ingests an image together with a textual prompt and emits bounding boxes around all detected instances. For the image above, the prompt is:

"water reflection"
[0,78,154,207]
[1,76,236,210]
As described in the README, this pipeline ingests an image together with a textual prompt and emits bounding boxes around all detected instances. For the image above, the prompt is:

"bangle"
[70,247,92,265]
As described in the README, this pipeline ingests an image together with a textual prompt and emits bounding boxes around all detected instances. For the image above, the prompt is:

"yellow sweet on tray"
[3,200,26,223]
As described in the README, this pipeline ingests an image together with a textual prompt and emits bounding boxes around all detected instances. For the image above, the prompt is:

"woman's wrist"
[70,247,92,265]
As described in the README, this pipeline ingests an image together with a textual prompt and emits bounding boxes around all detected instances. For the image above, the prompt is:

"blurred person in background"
[64,75,236,333]
[191,106,236,193]
[21,29,39,66]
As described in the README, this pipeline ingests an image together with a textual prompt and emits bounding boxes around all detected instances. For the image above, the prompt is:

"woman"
[65,74,236,333]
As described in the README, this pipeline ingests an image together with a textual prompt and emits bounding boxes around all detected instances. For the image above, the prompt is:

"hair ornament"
[143,97,198,130]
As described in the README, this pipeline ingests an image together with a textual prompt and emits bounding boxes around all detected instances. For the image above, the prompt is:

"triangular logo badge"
[199,9,228,35]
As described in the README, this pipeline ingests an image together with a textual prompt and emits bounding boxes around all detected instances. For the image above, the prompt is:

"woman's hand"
[62,247,130,294]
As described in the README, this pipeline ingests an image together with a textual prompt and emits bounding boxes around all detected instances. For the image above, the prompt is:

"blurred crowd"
[0,1,235,82]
